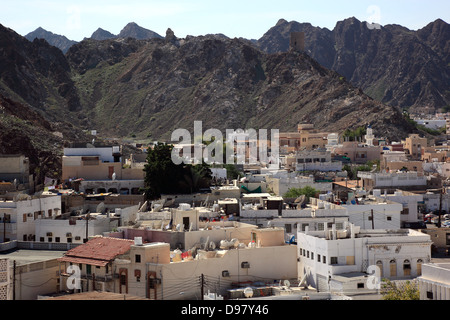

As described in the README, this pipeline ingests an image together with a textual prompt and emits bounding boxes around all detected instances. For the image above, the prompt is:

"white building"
[295,150,342,172]
[418,263,450,300]
[384,190,424,226]
[358,171,427,192]
[0,258,10,300]
[341,193,403,230]
[0,194,62,242]
[34,213,118,244]
[240,197,349,242]
[297,223,432,295]
[265,174,333,197]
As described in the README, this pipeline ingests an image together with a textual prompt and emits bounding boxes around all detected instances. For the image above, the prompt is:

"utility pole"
[438,187,443,228]
[371,209,374,229]
[200,274,204,300]
[13,260,16,300]
[3,213,5,242]
[85,212,90,242]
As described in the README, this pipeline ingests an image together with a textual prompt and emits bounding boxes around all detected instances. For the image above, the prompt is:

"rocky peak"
[118,22,162,40]
[90,28,116,40]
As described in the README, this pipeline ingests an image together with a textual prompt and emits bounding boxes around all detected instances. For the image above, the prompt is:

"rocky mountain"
[89,22,163,41]
[0,21,431,174]
[257,18,450,113]
[25,27,77,53]
[0,24,90,181]
[90,28,116,41]
[64,30,416,142]
[117,22,163,40]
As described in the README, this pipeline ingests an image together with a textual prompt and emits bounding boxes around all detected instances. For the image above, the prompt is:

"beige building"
[333,141,382,164]
[403,134,427,160]
[418,263,450,300]
[420,227,450,255]
[62,145,144,181]
[0,154,34,194]
[57,224,298,300]
[1,250,64,300]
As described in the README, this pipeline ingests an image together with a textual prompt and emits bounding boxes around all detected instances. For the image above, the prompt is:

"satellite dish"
[111,172,116,181]
[209,241,216,250]
[243,287,253,298]
[96,202,105,214]
[283,280,291,288]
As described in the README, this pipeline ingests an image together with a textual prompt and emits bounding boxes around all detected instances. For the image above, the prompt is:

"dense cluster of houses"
[0,122,449,301]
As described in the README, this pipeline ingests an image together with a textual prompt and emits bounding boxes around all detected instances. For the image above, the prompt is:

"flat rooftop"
[0,249,65,266]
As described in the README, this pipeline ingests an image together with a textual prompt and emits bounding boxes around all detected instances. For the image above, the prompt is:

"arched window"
[417,259,423,276]
[390,259,397,277]
[376,260,383,277]
[403,259,411,276]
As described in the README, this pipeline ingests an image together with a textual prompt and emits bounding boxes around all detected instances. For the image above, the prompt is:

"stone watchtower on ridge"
[289,32,305,52]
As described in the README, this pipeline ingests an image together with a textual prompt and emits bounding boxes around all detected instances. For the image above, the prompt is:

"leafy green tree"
[381,279,420,300]
[143,143,212,200]
[225,164,244,180]
[179,162,212,194]
[343,126,367,141]
[144,143,183,199]
[284,186,319,200]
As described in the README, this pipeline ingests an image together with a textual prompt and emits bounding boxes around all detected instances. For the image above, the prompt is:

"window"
[135,269,141,282]
[318,223,324,231]
[376,260,383,277]
[387,216,392,221]
[135,254,141,263]
[40,237,44,242]
[23,214,27,222]
[446,233,450,246]
[336,222,343,229]
[426,291,433,299]
[390,260,397,277]
[120,274,127,286]
[330,257,338,265]
[48,237,52,242]
[311,252,314,260]
[55,237,60,243]
[403,260,411,276]
[357,283,365,289]
[317,254,321,262]
[307,251,310,258]
[285,224,292,233]
[302,224,308,231]
[323,256,326,264]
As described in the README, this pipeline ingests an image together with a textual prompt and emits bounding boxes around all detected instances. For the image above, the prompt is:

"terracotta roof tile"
[59,237,134,265]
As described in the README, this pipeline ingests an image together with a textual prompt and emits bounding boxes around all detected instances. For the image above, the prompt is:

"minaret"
[365,124,375,146]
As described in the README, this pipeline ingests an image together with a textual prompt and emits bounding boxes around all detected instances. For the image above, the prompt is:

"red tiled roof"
[58,237,134,265]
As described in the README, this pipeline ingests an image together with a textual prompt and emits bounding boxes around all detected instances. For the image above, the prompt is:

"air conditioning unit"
[222,270,230,277]
[46,232,53,237]
[241,262,250,269]
[66,233,72,237]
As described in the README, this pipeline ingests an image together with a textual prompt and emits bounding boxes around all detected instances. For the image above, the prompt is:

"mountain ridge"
[256,17,450,112]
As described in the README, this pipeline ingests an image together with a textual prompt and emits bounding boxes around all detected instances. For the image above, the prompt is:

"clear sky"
[1,0,449,41]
